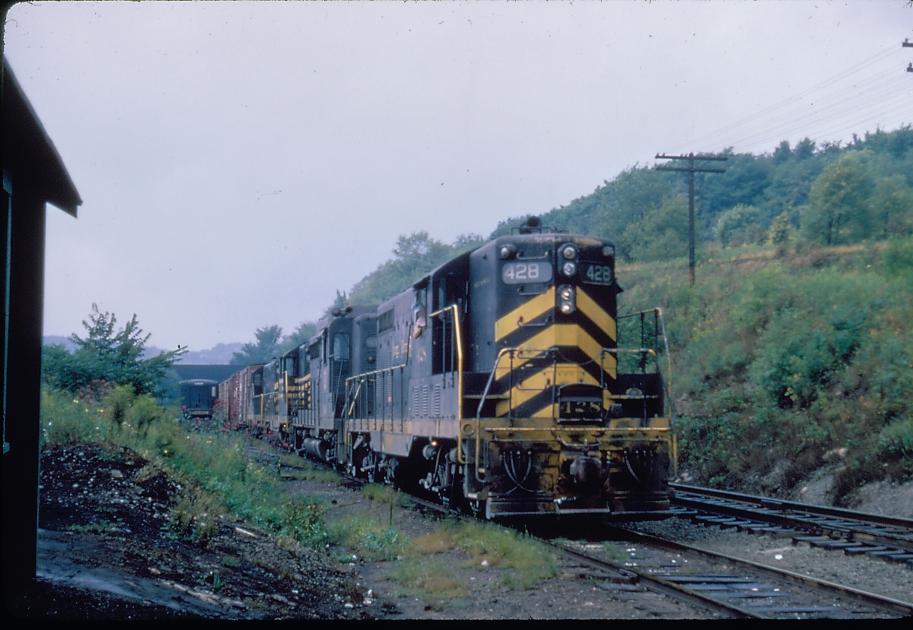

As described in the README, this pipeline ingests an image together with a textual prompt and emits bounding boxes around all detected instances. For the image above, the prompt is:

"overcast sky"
[5,1,911,351]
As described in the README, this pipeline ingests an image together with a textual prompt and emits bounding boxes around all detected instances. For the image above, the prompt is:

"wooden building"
[2,56,82,611]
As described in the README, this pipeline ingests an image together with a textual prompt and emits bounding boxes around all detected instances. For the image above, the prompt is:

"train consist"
[217,218,676,519]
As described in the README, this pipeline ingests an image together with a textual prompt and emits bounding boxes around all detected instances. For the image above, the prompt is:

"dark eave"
[2,57,82,216]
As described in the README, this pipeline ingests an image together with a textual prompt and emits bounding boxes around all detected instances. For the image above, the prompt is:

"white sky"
[5,1,911,351]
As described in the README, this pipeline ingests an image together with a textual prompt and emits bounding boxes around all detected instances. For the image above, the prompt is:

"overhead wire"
[802,97,913,147]
[726,78,911,151]
[682,44,900,150]
[667,42,910,156]
[736,84,912,153]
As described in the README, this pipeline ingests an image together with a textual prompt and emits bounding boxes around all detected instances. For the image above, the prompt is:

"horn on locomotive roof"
[518,215,543,234]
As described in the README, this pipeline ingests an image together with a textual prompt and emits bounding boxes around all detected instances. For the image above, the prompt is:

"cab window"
[332,333,350,360]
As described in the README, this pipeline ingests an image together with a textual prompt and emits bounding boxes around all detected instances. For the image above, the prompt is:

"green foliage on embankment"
[40,385,330,547]
[619,237,913,500]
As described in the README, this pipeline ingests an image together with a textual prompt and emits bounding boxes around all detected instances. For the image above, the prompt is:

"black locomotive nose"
[568,455,605,487]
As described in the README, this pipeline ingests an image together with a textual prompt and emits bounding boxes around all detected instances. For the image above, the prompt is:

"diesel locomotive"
[220,218,676,519]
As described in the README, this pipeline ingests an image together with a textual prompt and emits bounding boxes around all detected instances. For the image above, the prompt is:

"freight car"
[225,217,676,520]
[179,379,218,420]
[216,364,263,430]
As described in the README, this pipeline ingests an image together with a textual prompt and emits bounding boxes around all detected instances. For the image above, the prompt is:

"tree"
[869,175,913,238]
[794,137,816,160]
[280,321,317,354]
[230,325,283,365]
[801,151,875,245]
[772,140,792,164]
[42,303,186,397]
[622,194,689,261]
[322,290,349,318]
[452,233,485,252]
[768,211,792,246]
[715,204,764,247]
[348,232,481,305]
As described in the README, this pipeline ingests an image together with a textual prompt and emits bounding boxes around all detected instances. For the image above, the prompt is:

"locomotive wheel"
[382,456,399,487]
[362,451,380,483]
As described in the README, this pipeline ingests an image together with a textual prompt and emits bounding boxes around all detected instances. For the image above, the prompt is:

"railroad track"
[246,437,912,619]
[547,527,913,620]
[670,483,913,566]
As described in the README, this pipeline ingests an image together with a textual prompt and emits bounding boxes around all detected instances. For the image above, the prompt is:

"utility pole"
[655,153,727,286]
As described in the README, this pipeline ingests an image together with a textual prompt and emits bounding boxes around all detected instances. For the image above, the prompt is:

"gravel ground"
[19,440,910,620]
[20,443,367,620]
[22,441,715,620]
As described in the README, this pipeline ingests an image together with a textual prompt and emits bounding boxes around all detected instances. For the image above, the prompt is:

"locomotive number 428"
[502,261,553,284]
[583,263,613,285]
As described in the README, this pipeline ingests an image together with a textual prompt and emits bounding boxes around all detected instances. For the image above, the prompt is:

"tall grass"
[41,386,560,598]
[40,386,327,547]
[404,518,558,590]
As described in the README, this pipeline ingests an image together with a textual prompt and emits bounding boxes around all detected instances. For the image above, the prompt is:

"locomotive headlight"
[561,244,578,260]
[561,261,577,277]
[558,284,576,314]
[499,244,517,259]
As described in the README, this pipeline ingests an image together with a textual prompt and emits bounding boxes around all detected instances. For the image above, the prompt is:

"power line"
[654,153,727,286]
[730,80,911,152]
[671,43,902,154]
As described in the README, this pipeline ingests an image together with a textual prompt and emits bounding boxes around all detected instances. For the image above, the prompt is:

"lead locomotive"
[221,217,676,519]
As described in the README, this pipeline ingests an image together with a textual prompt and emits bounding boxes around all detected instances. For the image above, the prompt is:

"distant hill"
[42,335,77,353]
[177,343,243,365]
[42,337,242,366]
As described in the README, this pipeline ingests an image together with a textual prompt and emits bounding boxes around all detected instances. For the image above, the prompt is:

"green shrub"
[883,237,913,277]
[101,384,135,430]
[40,389,101,446]
[620,237,913,495]
[327,514,404,561]
[878,419,913,461]
[281,500,332,549]
[126,394,164,437]
[169,485,225,546]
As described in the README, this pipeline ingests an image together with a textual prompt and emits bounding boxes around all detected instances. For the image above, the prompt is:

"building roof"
[2,57,82,215]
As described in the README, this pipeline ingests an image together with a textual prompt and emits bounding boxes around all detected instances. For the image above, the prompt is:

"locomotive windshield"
[332,333,350,360]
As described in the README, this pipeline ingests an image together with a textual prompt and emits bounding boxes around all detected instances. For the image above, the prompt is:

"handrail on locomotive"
[475,306,673,422]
